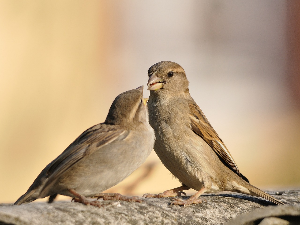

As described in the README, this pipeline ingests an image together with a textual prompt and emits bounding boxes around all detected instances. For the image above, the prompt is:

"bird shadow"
[215,193,277,206]
[173,192,279,206]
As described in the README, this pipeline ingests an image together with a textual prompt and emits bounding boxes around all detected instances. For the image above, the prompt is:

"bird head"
[105,86,148,126]
[147,61,189,93]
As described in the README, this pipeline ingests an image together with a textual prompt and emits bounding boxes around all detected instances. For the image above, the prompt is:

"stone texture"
[226,205,300,225]
[0,190,299,225]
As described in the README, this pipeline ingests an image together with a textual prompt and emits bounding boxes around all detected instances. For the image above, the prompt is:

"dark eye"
[167,71,174,77]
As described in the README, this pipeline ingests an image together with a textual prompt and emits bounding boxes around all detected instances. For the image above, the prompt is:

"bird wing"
[42,123,129,190]
[188,99,249,182]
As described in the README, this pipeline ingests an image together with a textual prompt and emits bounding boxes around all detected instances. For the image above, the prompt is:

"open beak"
[142,98,148,105]
[147,74,164,90]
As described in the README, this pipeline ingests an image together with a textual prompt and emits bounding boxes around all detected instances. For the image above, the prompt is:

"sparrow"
[144,61,284,206]
[14,86,155,207]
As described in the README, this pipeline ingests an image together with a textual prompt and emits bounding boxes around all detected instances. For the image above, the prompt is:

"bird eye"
[167,71,174,77]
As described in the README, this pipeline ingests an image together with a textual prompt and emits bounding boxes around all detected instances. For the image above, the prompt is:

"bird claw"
[93,193,143,203]
[72,197,103,207]
[143,186,189,198]
[69,189,105,207]
[143,193,167,198]
[171,197,203,207]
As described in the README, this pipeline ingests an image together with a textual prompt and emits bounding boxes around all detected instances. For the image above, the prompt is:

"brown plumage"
[15,86,155,207]
[145,61,284,206]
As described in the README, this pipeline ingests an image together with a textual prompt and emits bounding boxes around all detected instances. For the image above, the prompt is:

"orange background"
[1,1,300,203]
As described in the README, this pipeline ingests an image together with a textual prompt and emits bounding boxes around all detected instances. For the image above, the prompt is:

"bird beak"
[142,98,148,105]
[147,73,164,90]
[136,85,144,92]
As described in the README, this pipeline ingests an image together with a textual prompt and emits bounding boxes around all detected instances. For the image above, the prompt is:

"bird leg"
[143,185,190,198]
[48,194,58,203]
[93,193,142,203]
[69,189,103,208]
[172,187,206,207]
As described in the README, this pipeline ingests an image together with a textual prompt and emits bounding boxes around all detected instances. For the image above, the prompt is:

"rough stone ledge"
[0,190,299,225]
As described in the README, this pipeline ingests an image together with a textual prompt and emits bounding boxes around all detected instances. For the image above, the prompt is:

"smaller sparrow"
[14,86,155,207]
[144,61,284,206]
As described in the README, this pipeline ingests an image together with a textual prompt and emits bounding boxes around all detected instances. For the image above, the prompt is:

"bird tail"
[14,190,38,205]
[245,182,284,205]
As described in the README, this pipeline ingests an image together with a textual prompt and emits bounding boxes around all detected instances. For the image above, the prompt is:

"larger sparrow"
[15,86,155,207]
[145,61,283,206]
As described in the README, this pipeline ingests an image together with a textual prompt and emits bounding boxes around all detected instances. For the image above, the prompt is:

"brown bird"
[15,86,155,207]
[144,61,284,206]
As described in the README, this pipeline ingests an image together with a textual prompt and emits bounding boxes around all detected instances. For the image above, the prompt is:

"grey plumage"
[146,61,283,206]
[15,86,155,206]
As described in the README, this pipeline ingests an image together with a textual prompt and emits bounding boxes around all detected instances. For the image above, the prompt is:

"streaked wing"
[43,123,128,188]
[188,99,249,182]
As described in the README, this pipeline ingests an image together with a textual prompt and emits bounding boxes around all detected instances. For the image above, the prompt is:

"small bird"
[144,61,284,206]
[15,86,155,207]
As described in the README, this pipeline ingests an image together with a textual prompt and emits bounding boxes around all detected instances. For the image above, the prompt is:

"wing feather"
[42,123,128,191]
[188,100,249,182]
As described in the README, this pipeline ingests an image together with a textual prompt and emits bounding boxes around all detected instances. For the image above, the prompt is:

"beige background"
[1,1,300,203]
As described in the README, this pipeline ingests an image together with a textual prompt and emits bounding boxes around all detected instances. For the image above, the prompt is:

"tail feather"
[14,164,51,205]
[246,183,284,205]
[14,190,38,205]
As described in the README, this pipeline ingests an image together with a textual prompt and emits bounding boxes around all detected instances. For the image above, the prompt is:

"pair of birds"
[14,61,284,207]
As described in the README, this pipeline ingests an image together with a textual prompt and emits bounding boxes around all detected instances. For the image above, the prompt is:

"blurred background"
[1,1,300,203]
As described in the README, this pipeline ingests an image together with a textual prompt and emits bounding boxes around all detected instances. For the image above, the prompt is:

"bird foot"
[93,193,143,203]
[69,189,104,208]
[143,191,186,198]
[72,197,103,207]
[143,193,167,198]
[143,185,189,198]
[171,197,203,207]
[171,187,206,207]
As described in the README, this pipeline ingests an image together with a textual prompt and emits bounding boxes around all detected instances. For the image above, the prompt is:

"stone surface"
[0,190,299,225]
[226,205,300,225]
